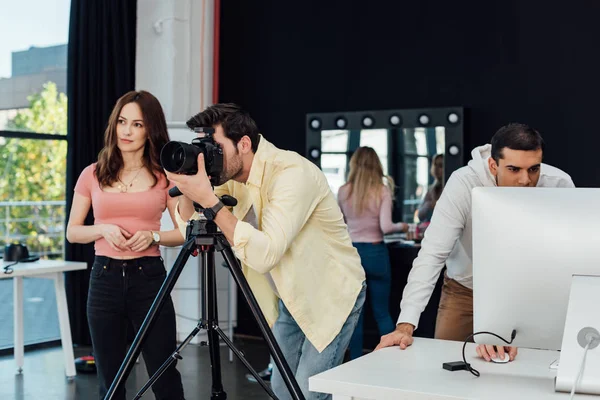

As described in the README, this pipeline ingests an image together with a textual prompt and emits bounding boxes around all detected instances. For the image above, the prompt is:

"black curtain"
[219,0,600,187]
[65,0,137,345]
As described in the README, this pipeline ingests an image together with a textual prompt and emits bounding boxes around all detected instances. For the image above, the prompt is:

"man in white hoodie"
[376,123,574,362]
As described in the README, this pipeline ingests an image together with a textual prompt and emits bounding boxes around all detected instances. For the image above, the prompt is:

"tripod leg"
[203,249,227,400]
[103,238,196,400]
[220,245,305,400]
[133,325,202,400]
[214,326,277,399]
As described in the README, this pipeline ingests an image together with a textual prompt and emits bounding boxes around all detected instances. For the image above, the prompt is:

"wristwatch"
[151,231,161,245]
[204,201,225,221]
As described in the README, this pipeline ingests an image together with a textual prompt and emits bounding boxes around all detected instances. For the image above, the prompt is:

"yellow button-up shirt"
[176,136,365,352]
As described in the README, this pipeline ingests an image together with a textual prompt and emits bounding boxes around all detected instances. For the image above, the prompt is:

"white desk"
[309,337,598,399]
[1,260,87,379]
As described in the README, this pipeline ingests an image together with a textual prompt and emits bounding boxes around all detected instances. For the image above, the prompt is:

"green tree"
[0,82,68,257]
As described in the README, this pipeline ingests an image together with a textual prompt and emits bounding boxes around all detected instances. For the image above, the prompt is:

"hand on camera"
[101,224,132,252]
[375,323,415,350]
[476,345,518,362]
[165,154,218,208]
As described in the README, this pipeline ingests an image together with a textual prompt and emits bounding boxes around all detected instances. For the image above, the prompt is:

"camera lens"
[160,141,200,174]
[173,147,185,164]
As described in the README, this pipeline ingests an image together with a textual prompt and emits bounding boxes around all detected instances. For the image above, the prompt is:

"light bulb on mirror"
[447,113,459,124]
[389,115,401,126]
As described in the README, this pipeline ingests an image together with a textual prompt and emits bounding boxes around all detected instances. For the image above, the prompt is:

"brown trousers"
[434,273,474,342]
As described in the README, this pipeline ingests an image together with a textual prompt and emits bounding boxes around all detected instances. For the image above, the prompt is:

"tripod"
[104,197,305,400]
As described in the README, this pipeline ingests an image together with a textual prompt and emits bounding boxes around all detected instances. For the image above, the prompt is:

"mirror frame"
[305,107,464,185]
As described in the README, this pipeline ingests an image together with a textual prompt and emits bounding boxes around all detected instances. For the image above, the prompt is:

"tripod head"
[186,194,238,240]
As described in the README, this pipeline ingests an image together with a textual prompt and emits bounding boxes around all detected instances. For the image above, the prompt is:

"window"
[0,0,71,350]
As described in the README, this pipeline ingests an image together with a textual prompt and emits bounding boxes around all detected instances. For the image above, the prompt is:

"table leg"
[13,276,24,374]
[54,272,76,379]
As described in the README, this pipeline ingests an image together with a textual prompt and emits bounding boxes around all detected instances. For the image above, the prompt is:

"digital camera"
[160,127,224,187]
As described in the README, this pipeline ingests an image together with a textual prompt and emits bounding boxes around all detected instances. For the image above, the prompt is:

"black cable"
[461,329,517,377]
[3,260,19,274]
[2,256,39,274]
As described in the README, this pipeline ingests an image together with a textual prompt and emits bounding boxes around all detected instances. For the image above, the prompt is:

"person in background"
[338,146,408,360]
[417,153,444,223]
[66,91,185,400]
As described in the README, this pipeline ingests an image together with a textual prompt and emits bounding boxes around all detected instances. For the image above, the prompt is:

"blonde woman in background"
[338,146,408,360]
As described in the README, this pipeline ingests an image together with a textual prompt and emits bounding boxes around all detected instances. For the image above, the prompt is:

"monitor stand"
[555,275,600,395]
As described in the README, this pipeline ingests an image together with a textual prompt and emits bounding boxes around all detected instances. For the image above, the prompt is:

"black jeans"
[87,256,185,400]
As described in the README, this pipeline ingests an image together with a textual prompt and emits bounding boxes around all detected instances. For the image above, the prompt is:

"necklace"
[123,165,144,171]
[118,168,143,192]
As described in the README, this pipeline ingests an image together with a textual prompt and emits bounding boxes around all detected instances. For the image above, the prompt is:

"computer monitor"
[472,187,600,351]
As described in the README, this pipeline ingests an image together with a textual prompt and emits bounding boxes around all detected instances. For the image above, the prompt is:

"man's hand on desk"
[375,323,415,350]
[476,345,518,362]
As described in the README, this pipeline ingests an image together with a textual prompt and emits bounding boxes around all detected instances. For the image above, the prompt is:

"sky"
[0,0,71,79]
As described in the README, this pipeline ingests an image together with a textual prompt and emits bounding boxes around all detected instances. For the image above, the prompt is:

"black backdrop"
[65,0,137,345]
[219,0,600,338]
[219,0,600,188]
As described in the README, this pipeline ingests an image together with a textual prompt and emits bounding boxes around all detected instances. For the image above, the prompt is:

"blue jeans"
[348,242,395,360]
[271,282,366,400]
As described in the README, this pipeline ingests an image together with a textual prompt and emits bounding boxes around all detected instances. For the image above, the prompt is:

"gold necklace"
[118,168,143,192]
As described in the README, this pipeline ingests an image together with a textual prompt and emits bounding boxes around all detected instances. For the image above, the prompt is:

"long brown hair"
[429,153,444,207]
[95,91,169,188]
[344,146,395,215]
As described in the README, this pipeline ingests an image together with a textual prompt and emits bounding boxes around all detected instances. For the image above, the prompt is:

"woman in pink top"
[66,91,185,400]
[338,146,408,360]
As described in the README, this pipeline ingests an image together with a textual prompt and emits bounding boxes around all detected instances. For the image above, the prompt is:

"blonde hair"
[344,146,395,215]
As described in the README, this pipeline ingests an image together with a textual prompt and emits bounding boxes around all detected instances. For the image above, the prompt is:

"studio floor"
[0,337,272,400]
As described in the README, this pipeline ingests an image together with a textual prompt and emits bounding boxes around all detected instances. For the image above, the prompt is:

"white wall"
[136,0,214,121]
[136,0,236,344]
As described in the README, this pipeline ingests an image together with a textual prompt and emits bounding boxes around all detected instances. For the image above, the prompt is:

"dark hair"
[96,90,170,188]
[491,123,545,163]
[186,103,260,152]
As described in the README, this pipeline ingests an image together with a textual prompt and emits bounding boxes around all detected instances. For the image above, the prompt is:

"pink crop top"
[74,163,174,257]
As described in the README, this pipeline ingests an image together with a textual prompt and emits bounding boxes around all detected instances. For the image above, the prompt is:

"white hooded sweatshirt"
[397,144,575,329]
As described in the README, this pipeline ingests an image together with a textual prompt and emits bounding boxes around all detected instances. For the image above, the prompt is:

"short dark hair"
[491,123,545,162]
[186,103,260,152]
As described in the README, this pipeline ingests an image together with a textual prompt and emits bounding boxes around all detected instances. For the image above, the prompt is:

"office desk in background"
[1,260,87,379]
